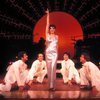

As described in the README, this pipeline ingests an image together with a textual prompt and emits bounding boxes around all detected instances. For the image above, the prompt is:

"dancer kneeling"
[60,52,80,86]
[27,53,47,86]
[79,53,100,92]
[0,51,29,91]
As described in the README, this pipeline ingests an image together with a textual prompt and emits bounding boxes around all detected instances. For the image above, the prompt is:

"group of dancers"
[0,9,100,93]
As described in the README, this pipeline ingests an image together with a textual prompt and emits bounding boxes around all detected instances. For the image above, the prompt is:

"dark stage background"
[0,0,100,74]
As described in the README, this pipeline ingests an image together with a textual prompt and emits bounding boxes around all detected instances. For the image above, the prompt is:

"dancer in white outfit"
[60,52,80,85]
[27,53,47,86]
[0,51,29,91]
[79,53,100,92]
[45,9,58,91]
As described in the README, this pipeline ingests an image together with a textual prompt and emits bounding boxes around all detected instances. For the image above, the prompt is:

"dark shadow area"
[0,37,46,75]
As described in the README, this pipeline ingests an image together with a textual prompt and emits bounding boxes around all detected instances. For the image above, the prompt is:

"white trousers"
[33,70,47,83]
[79,67,100,91]
[60,69,80,84]
[0,70,29,91]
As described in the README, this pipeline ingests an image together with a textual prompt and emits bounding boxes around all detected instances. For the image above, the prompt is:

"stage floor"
[0,78,100,100]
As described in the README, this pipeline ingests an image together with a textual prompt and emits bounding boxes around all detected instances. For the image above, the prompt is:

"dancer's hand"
[19,86,24,91]
[68,80,72,86]
[91,86,98,96]
[28,80,33,87]
[92,86,98,93]
[45,8,49,14]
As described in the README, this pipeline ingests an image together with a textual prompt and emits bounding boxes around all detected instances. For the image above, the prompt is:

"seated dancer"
[60,52,80,85]
[79,52,100,92]
[27,53,47,86]
[0,51,29,91]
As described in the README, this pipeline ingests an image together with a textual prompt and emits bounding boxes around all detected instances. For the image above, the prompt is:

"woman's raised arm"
[45,9,49,39]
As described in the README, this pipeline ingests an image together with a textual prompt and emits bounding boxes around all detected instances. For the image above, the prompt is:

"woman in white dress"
[45,9,58,91]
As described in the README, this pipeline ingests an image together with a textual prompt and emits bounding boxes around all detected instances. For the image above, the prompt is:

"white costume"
[45,35,58,89]
[27,60,47,83]
[0,60,28,91]
[79,61,100,91]
[60,59,80,84]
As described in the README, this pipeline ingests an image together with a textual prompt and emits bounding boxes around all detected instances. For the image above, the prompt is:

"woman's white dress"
[45,35,58,89]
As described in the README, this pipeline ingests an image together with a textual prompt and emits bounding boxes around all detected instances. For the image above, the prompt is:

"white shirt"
[4,60,28,86]
[61,59,77,80]
[82,61,100,87]
[28,60,47,80]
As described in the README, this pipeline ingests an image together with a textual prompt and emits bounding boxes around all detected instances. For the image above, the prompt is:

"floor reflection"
[0,78,100,99]
[0,90,100,99]
[0,91,28,98]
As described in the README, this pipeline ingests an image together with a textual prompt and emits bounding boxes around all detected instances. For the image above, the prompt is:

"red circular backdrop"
[33,12,83,59]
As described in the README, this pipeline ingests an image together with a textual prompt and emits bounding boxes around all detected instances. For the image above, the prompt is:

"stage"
[0,77,100,100]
